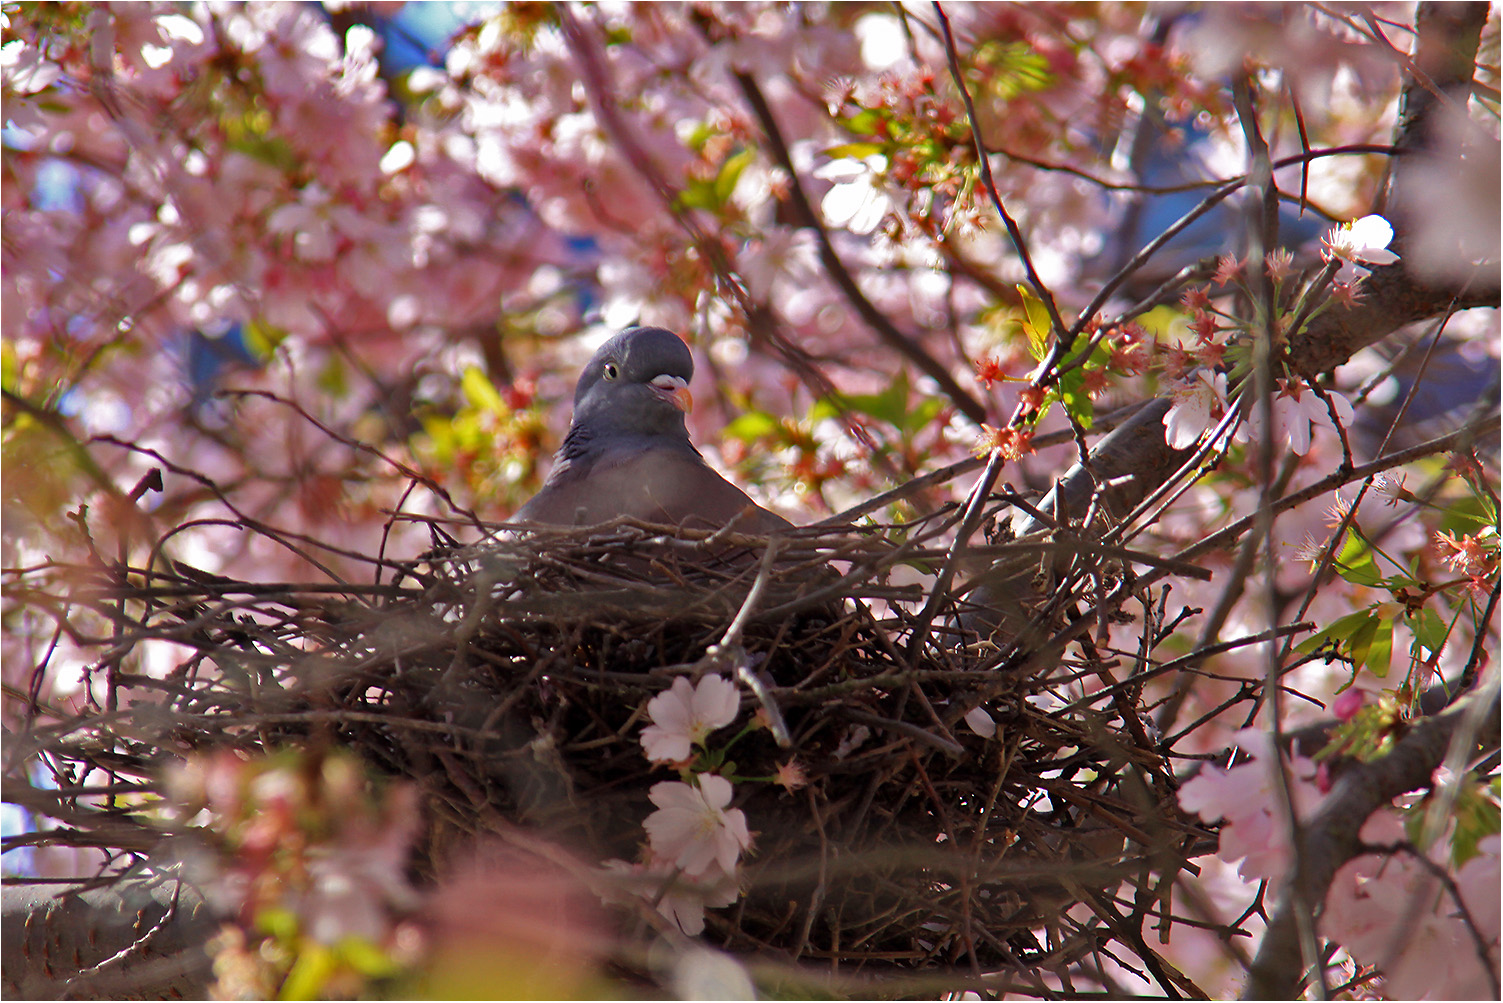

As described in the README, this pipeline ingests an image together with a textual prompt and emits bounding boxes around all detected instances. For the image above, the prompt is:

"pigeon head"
[569,327,695,441]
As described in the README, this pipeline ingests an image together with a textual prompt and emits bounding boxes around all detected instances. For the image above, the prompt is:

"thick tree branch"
[1,878,214,1000]
[1242,688,1501,999]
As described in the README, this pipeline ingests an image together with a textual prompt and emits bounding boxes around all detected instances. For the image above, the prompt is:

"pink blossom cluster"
[1180,731,1501,998]
[166,750,424,997]
[610,673,751,935]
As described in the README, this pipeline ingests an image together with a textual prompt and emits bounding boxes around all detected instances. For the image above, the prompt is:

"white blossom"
[640,674,740,764]
[643,774,752,877]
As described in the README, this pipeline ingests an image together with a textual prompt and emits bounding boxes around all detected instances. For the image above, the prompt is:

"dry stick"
[902,449,1008,665]
[1233,71,1332,998]
[1167,411,1499,570]
[217,388,475,524]
[994,417,1494,695]
[1271,304,1469,678]
[814,400,1151,526]
[703,539,792,748]
[932,2,1069,349]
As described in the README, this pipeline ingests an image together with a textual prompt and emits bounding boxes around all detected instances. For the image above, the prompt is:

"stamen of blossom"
[1017,385,1047,412]
[1212,255,1244,287]
[1194,340,1226,368]
[1373,472,1408,506]
[1294,533,1326,572]
[1108,341,1149,375]
[1180,287,1212,312]
[1190,310,1220,344]
[1161,343,1191,379]
[1324,492,1353,528]
[774,760,808,793]
[1329,280,1364,307]
[974,424,1033,460]
[1264,248,1296,283]
[1081,368,1111,398]
[1435,530,1495,579]
[1322,214,1399,265]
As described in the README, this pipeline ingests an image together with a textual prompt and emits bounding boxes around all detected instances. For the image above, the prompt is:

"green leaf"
[255,906,301,941]
[722,409,781,442]
[1,338,17,395]
[823,141,886,160]
[1359,616,1393,677]
[419,414,458,462]
[676,178,718,211]
[683,120,715,152]
[1450,779,1503,866]
[714,148,753,205]
[903,396,946,436]
[1017,284,1052,360]
[1334,530,1383,587]
[1056,367,1094,431]
[841,108,887,136]
[1297,607,1383,658]
[975,40,1054,99]
[337,936,402,978]
[279,940,336,1001]
[830,370,911,428]
[241,319,288,361]
[1407,607,1449,656]
[460,365,508,416]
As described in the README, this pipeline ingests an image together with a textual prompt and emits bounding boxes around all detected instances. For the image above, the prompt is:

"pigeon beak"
[650,374,693,413]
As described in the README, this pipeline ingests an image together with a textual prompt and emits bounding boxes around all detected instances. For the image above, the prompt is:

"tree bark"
[1,878,214,1000]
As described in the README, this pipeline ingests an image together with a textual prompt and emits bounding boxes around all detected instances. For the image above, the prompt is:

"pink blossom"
[643,774,752,877]
[1325,823,1501,1000]
[1238,377,1353,456]
[1162,371,1229,450]
[602,856,741,936]
[640,674,740,764]
[1177,729,1324,883]
[1331,688,1365,721]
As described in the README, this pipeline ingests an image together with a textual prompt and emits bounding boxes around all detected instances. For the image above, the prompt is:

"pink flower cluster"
[1180,731,1501,998]
[611,674,752,935]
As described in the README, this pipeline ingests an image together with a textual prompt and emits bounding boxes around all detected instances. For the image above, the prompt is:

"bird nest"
[6,505,1212,996]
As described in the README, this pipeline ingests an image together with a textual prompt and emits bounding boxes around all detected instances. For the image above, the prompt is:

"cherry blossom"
[1237,377,1354,456]
[1177,729,1324,883]
[1161,371,1230,450]
[603,855,741,936]
[643,774,752,877]
[814,155,894,235]
[1324,820,1501,1000]
[1322,213,1400,283]
[640,674,741,764]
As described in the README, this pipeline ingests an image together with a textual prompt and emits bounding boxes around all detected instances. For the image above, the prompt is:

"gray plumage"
[512,327,791,532]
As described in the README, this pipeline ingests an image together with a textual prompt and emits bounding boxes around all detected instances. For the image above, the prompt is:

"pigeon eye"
[602,363,619,381]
